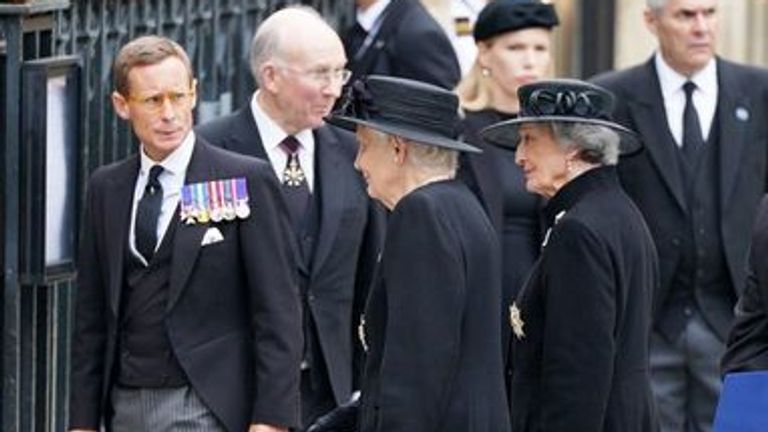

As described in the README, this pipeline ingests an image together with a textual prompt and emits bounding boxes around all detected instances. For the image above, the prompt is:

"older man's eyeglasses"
[280,65,352,86]
[128,90,194,112]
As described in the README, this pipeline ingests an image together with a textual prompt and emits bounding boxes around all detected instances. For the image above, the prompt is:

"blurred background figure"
[592,1,768,430]
[196,7,384,428]
[342,0,461,89]
[716,196,768,432]
[420,0,488,75]
[455,0,559,380]
[483,79,658,432]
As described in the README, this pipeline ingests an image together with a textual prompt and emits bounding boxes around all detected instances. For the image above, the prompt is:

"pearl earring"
[481,68,490,77]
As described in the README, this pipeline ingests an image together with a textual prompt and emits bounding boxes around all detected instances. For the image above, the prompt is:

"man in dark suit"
[591,0,768,430]
[343,0,461,89]
[68,36,302,432]
[196,7,383,428]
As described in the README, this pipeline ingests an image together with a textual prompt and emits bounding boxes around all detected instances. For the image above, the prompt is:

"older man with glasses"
[196,6,385,429]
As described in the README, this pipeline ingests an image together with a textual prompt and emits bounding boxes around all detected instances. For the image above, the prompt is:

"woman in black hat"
[455,0,560,376]
[319,75,511,432]
[482,79,658,432]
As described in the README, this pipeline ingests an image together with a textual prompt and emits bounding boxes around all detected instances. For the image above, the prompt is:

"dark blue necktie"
[682,81,704,164]
[135,165,164,262]
[279,136,311,231]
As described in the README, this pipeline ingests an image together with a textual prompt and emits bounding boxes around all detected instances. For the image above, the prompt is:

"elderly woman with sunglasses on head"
[308,75,511,432]
[482,79,659,432]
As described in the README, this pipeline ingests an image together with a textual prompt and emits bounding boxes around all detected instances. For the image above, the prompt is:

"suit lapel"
[311,126,348,274]
[628,60,688,212]
[106,158,140,315]
[230,106,269,160]
[717,59,752,211]
[242,106,311,276]
[167,139,214,312]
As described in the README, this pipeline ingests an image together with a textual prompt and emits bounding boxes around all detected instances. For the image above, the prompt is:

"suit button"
[684,307,693,317]
[672,238,681,247]
[308,294,316,302]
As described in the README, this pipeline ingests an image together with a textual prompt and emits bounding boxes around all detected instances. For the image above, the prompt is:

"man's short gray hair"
[549,122,621,166]
[249,6,326,85]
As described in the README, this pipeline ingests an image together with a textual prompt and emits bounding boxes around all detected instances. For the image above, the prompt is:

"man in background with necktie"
[591,0,768,430]
[69,35,302,432]
[196,6,384,429]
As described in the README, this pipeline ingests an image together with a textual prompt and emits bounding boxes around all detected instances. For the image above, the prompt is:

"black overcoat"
[359,180,511,432]
[508,167,658,432]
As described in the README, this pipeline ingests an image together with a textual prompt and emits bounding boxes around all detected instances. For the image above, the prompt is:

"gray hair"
[646,0,668,13]
[369,128,459,176]
[406,140,459,176]
[249,5,326,85]
[548,122,620,166]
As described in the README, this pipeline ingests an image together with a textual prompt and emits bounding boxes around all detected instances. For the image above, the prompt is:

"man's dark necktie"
[135,165,164,262]
[682,81,704,164]
[279,136,311,229]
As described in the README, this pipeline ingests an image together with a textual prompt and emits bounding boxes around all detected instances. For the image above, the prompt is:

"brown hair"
[112,35,193,95]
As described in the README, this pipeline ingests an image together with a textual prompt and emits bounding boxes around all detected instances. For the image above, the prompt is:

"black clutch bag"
[305,393,360,432]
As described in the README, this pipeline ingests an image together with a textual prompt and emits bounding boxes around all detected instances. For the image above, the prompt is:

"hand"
[248,424,288,432]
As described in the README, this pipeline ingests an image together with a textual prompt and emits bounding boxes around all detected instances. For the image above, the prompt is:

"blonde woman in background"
[455,0,558,383]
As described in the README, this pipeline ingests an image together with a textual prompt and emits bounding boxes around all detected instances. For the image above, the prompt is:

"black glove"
[305,393,361,432]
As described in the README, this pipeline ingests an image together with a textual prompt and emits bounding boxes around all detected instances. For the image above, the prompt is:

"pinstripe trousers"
[111,385,226,431]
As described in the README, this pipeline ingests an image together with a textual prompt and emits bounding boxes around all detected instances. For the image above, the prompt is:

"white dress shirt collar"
[250,92,315,191]
[357,0,392,32]
[655,52,717,102]
[654,52,718,145]
[139,130,196,178]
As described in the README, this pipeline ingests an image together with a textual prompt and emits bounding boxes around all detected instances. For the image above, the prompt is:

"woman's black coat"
[359,180,511,432]
[508,166,659,432]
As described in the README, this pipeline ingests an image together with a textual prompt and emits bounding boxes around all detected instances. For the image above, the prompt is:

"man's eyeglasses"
[280,65,352,86]
[127,90,194,112]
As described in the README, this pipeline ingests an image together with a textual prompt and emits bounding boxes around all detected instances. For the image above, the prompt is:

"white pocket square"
[200,227,224,246]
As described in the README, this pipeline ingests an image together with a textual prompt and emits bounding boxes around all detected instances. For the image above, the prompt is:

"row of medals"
[181,177,251,224]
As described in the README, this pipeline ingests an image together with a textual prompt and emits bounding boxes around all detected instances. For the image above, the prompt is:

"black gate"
[1,1,351,431]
